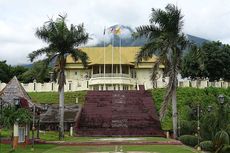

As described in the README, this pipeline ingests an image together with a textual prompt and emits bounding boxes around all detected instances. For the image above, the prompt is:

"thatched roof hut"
[40,104,81,123]
[0,76,34,107]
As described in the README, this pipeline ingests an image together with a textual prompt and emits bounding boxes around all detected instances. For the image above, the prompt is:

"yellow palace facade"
[65,45,164,91]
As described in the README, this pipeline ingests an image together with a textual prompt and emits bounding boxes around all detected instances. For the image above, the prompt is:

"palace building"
[65,45,164,91]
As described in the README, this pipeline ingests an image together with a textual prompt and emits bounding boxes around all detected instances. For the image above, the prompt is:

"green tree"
[134,4,189,138]
[182,41,230,81]
[181,45,207,80]
[0,60,11,83]
[10,65,28,82]
[21,61,50,83]
[203,41,230,81]
[28,15,89,140]
[0,106,31,149]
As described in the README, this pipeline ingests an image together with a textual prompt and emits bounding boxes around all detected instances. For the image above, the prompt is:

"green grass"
[1,144,56,153]
[2,130,172,142]
[39,131,171,142]
[1,144,199,153]
[28,91,86,104]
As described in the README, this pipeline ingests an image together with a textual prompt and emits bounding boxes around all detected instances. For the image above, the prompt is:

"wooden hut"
[0,76,36,148]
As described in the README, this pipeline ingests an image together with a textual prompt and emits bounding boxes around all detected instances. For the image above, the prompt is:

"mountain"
[94,25,209,47]
[186,34,209,46]
[20,64,33,68]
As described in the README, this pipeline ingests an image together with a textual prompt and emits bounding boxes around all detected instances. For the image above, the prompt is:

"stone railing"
[155,79,230,88]
[92,73,131,78]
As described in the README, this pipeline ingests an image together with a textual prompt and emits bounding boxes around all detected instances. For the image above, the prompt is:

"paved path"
[36,139,182,146]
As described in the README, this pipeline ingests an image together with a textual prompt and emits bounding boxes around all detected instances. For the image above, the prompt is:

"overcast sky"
[1,0,230,65]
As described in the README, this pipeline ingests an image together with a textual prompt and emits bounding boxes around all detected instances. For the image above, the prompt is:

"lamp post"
[197,104,201,151]
[207,105,212,113]
[218,94,225,130]
[14,97,20,109]
[218,94,225,105]
[31,104,35,151]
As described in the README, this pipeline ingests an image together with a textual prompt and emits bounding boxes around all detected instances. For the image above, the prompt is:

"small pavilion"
[0,76,36,148]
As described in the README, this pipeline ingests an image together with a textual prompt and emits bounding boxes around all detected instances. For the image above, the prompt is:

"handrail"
[92,73,131,78]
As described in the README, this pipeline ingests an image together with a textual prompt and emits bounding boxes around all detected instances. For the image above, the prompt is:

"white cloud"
[1,0,230,65]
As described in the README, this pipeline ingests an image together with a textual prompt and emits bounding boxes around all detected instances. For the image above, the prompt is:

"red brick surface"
[76,89,164,136]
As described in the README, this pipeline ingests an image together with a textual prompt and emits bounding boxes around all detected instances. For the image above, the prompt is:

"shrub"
[180,120,197,135]
[179,135,198,147]
[200,141,213,151]
[219,145,230,153]
[213,130,229,151]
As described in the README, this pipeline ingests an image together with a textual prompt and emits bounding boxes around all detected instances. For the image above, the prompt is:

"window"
[75,72,77,75]
[68,81,72,90]
[18,127,25,143]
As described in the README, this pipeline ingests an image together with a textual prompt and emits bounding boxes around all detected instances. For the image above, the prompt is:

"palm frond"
[28,47,51,62]
[150,59,161,83]
[134,25,161,39]
[70,49,89,67]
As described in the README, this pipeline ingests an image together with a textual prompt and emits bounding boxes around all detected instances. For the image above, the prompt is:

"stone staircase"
[75,87,164,136]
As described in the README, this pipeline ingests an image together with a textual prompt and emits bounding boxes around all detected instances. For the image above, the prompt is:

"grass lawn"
[1,144,56,153]
[0,130,171,142]
[1,144,199,153]
[28,91,86,104]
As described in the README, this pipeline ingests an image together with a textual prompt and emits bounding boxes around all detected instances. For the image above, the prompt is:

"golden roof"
[66,45,157,65]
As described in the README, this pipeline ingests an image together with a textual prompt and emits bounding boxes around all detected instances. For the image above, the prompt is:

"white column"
[14,123,19,137]
[70,126,73,136]
[99,65,101,75]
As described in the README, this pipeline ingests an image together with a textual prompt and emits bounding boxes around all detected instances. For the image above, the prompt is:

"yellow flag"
[114,27,121,35]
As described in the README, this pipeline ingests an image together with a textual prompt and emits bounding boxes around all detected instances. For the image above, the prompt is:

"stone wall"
[0,79,229,92]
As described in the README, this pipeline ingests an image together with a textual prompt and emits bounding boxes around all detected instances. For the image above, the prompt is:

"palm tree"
[134,4,189,138]
[28,15,89,140]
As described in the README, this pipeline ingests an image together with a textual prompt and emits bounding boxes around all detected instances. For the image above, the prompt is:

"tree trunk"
[172,85,178,139]
[59,86,64,140]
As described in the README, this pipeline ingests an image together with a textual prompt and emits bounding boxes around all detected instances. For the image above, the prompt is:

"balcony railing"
[92,73,131,78]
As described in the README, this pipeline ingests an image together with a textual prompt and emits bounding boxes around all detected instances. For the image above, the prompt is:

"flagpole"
[103,27,106,90]
[119,35,122,90]
[112,34,114,90]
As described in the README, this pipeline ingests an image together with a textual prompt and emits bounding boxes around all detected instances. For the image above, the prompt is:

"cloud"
[1,0,230,65]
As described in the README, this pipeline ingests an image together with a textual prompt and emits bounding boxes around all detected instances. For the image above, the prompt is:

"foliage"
[219,145,230,153]
[28,14,89,90]
[0,60,50,83]
[20,60,51,83]
[28,14,89,139]
[178,135,198,147]
[181,45,207,80]
[213,130,229,152]
[134,4,189,121]
[200,140,213,151]
[182,41,230,81]
[151,87,230,133]
[0,60,13,83]
[10,65,28,81]
[180,120,196,135]
[0,106,32,129]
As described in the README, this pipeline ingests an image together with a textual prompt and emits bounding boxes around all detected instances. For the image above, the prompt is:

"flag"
[103,26,106,35]
[114,27,121,35]
[108,26,122,35]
